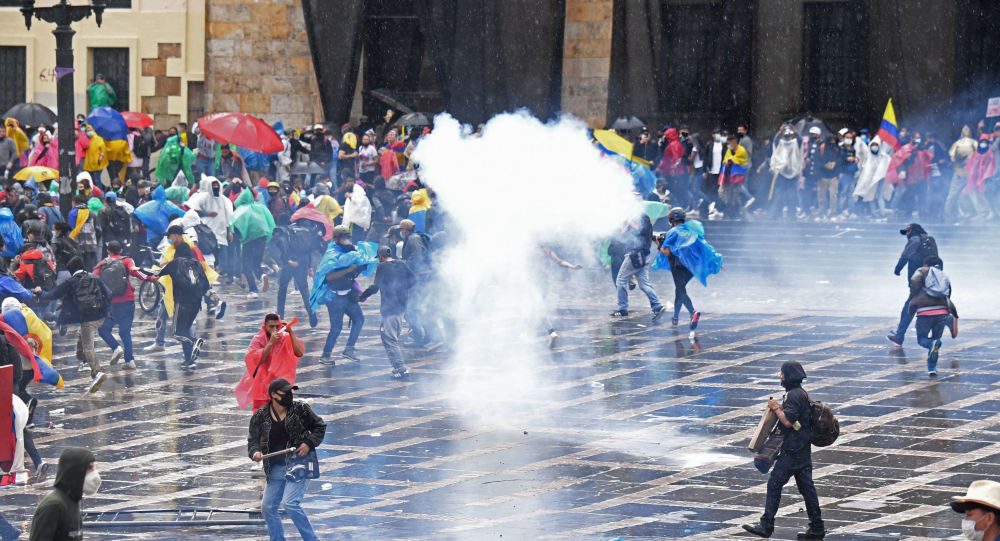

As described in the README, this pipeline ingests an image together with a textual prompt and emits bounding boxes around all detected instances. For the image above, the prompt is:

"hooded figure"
[154,134,196,186]
[230,187,276,244]
[29,447,96,540]
[770,127,804,180]
[186,175,234,249]
[658,128,686,177]
[164,185,190,205]
[312,194,343,223]
[133,184,183,242]
[266,181,292,224]
[28,130,59,169]
[407,188,431,233]
[4,118,29,158]
[234,313,304,410]
[0,207,23,258]
[853,136,894,202]
[343,182,372,231]
[964,138,996,195]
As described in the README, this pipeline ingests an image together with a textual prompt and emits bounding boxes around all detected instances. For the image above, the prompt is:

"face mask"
[871,145,880,154]
[83,469,102,496]
[715,135,724,143]
[212,187,221,197]
[86,131,94,137]
[844,138,853,146]
[913,138,922,145]
[962,518,985,541]
[276,391,293,408]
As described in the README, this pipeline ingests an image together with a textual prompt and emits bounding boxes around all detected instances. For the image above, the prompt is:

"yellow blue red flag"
[877,99,900,150]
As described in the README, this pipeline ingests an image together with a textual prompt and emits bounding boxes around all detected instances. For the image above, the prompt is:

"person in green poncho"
[154,135,196,187]
[87,74,116,110]
[230,188,274,299]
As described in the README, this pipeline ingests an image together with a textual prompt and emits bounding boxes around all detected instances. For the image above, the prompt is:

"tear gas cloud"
[413,111,641,425]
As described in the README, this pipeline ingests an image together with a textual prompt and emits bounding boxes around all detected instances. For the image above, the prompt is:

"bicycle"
[136,246,164,315]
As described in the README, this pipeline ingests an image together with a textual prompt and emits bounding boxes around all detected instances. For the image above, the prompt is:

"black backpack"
[107,205,132,238]
[97,258,129,297]
[72,272,106,318]
[806,392,840,447]
[912,235,938,266]
[29,259,57,291]
[132,128,152,158]
[193,224,218,255]
[172,257,208,298]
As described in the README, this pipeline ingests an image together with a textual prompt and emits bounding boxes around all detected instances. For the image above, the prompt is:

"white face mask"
[83,469,102,496]
[962,518,986,541]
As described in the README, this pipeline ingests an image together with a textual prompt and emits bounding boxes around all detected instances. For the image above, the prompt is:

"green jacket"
[87,82,115,110]
[29,447,94,541]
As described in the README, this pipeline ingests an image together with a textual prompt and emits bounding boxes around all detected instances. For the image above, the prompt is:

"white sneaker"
[88,372,106,393]
[743,196,756,209]
[247,291,259,299]
[143,343,165,353]
[261,274,270,292]
[123,361,137,370]
[110,346,124,366]
[77,362,90,371]
[548,331,558,349]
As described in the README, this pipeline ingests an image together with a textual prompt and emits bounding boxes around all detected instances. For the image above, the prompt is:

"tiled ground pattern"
[0,221,995,540]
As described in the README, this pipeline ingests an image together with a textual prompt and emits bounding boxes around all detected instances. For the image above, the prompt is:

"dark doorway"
[0,46,26,114]
[955,0,1000,133]
[90,47,130,111]
[802,0,869,127]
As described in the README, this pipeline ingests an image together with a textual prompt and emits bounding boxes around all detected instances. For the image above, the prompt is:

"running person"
[652,207,723,331]
[655,208,700,330]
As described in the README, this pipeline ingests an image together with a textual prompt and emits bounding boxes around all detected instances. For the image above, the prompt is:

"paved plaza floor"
[1,221,997,540]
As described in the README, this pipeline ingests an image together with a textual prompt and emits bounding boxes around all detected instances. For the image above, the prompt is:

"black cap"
[166,225,184,236]
[900,223,921,235]
[377,245,392,258]
[268,378,298,395]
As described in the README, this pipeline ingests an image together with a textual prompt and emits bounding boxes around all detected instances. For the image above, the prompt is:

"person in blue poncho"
[653,208,723,330]
[133,185,183,245]
[0,207,24,259]
[309,225,378,366]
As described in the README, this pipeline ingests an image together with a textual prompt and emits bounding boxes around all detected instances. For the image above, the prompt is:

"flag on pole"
[877,99,900,151]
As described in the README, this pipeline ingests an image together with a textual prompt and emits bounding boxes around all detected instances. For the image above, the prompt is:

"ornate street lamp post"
[21,0,107,216]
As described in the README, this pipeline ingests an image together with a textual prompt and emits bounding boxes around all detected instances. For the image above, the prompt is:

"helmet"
[333,225,351,238]
[668,207,686,223]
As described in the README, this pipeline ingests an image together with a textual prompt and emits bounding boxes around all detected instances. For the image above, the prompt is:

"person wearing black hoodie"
[29,446,100,541]
[744,361,825,540]
[888,223,939,347]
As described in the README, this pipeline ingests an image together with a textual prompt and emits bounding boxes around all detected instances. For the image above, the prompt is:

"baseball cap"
[268,378,298,395]
[809,126,821,135]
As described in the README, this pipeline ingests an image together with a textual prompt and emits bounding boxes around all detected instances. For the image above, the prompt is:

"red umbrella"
[290,205,334,241]
[121,111,154,129]
[197,112,282,153]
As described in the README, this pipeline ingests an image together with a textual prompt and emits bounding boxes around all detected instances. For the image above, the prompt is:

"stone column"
[561,0,613,128]
[752,0,803,134]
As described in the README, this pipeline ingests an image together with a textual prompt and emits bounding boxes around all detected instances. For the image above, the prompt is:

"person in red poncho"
[235,313,304,410]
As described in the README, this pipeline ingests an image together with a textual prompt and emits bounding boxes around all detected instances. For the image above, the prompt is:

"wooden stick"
[768,172,779,201]
[261,448,296,459]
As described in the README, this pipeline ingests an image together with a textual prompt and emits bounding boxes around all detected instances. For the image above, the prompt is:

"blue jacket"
[0,275,33,304]
[38,270,111,324]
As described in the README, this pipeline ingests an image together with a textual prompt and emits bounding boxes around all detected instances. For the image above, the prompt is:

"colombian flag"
[0,308,61,389]
[409,189,432,233]
[878,99,901,151]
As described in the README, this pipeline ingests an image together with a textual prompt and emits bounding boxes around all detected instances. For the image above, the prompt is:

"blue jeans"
[323,294,363,354]
[155,303,168,345]
[98,301,136,361]
[916,314,949,370]
[893,299,914,344]
[262,463,317,541]
[615,255,662,313]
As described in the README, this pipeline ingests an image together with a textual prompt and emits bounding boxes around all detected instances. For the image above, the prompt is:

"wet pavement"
[2,220,998,540]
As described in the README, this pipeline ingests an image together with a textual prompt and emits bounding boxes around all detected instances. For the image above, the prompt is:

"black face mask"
[275,391,293,407]
[212,187,221,197]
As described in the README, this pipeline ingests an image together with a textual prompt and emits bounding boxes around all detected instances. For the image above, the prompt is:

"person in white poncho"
[768,125,803,219]
[342,180,372,244]
[186,175,234,271]
[852,137,893,217]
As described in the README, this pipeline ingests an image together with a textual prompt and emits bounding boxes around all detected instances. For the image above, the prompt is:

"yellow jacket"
[83,134,109,171]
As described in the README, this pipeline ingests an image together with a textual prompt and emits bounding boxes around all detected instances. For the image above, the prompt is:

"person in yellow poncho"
[4,118,29,156]
[104,138,132,183]
[144,225,224,352]
[313,193,343,223]
[81,126,108,185]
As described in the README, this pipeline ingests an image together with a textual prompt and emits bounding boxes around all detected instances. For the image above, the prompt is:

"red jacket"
[659,128,686,177]
[94,255,157,303]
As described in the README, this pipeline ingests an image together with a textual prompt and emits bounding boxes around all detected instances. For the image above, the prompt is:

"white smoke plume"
[413,111,642,426]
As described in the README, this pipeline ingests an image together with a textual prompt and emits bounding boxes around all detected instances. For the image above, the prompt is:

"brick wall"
[204,0,321,130]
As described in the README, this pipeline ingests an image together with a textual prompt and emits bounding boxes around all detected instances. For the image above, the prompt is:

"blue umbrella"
[86,106,128,141]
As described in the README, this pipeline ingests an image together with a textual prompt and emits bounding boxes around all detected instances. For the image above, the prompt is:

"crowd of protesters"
[626,119,1000,224]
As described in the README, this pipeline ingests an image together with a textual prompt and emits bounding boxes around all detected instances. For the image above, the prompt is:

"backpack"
[193,224,218,255]
[133,128,152,158]
[172,257,208,298]
[72,272,106,318]
[807,393,840,447]
[923,266,951,298]
[107,205,132,238]
[98,258,129,297]
[912,235,938,266]
[29,258,57,291]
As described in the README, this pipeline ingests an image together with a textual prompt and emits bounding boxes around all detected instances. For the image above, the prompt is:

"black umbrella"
[366,89,414,115]
[2,103,56,127]
[289,161,328,177]
[393,112,431,127]
[786,116,835,141]
[610,116,645,131]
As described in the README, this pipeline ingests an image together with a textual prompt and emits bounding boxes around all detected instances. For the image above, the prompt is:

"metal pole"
[54,22,75,218]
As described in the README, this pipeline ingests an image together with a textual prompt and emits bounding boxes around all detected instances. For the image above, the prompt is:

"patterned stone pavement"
[0,221,997,540]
